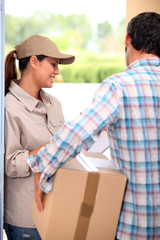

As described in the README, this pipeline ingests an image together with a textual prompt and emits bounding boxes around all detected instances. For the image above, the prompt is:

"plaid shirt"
[28,58,160,239]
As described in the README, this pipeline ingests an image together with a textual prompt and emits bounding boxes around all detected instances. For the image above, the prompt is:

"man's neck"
[128,46,158,66]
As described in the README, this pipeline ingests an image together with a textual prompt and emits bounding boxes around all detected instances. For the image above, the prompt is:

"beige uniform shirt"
[4,80,64,227]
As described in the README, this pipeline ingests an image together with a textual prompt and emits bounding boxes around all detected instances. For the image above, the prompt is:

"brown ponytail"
[5,50,18,95]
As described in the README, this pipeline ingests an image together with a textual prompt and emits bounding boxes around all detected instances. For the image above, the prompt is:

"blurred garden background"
[5,0,126,83]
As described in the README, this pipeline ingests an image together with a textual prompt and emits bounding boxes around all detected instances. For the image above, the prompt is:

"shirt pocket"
[47,114,64,135]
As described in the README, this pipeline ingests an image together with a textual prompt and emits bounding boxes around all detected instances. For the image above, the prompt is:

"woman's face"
[34,57,60,89]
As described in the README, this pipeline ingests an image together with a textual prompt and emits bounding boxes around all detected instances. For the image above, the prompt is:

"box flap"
[62,150,118,172]
[80,150,118,169]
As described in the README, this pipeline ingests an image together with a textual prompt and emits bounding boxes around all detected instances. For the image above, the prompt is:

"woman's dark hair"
[127,12,160,57]
[5,53,46,95]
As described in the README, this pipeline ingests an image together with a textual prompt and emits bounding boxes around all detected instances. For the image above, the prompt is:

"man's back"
[107,57,160,239]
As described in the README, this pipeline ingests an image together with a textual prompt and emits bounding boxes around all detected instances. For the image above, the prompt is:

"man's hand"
[34,172,44,212]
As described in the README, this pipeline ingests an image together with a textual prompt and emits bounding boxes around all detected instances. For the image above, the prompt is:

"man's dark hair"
[127,12,160,57]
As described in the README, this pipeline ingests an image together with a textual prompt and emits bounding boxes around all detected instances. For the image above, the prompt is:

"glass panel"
[0,0,5,239]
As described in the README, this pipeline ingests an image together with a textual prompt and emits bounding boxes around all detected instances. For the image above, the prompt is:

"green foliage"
[5,12,93,51]
[59,53,125,83]
[96,20,113,52]
[118,18,126,48]
[97,21,112,39]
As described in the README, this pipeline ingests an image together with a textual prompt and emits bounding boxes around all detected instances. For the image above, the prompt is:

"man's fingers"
[34,191,44,212]
[34,172,44,212]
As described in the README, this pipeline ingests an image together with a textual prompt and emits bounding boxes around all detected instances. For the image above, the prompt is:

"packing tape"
[74,172,100,240]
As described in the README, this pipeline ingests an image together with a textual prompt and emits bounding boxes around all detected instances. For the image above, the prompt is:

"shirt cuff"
[16,151,31,177]
[40,173,54,193]
[27,154,44,172]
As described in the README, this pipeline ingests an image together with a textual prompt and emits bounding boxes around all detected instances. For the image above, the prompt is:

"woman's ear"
[30,56,38,68]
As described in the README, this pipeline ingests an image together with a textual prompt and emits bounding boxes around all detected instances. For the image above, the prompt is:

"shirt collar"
[40,88,51,104]
[125,57,160,71]
[9,80,50,112]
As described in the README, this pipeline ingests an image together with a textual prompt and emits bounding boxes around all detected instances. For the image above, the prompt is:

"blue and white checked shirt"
[28,58,160,239]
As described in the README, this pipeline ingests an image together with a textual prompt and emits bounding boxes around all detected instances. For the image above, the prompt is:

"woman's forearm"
[29,141,50,156]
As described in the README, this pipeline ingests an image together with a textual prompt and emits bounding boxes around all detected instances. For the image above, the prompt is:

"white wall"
[44,83,100,121]
[44,83,110,157]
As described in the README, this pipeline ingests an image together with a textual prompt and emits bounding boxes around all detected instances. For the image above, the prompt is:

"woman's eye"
[52,64,56,67]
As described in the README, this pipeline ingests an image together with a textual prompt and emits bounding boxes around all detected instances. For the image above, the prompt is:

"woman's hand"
[34,172,44,212]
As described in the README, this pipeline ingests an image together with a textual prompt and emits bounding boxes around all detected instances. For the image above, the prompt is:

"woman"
[4,34,75,240]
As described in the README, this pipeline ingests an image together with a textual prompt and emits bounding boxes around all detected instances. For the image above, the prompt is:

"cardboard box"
[32,151,127,240]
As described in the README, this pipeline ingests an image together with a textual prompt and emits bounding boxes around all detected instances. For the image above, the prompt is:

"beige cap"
[15,34,75,64]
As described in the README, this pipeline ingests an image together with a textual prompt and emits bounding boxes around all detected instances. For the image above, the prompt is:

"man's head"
[127,12,160,57]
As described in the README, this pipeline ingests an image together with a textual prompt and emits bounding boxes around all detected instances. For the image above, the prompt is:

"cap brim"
[52,52,75,65]
[60,55,75,64]
[46,52,75,65]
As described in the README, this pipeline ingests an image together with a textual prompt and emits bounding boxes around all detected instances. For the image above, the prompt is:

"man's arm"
[28,81,120,196]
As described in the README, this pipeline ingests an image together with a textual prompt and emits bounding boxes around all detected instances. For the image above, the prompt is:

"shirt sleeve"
[28,80,120,193]
[5,109,30,178]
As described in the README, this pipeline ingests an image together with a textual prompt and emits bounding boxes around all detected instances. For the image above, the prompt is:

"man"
[28,12,160,239]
